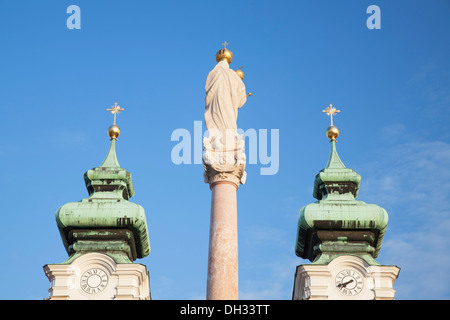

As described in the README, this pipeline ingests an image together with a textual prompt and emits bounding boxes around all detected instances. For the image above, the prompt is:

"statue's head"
[216,48,233,64]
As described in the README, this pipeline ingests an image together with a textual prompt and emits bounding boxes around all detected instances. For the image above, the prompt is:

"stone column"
[206,181,238,299]
[203,133,246,300]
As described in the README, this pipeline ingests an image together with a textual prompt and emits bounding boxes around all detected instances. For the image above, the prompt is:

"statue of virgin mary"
[204,46,248,145]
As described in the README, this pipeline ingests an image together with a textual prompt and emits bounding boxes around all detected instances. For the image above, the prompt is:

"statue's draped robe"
[204,61,247,137]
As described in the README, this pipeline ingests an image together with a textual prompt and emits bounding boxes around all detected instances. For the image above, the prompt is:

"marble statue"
[204,60,247,137]
[202,43,249,186]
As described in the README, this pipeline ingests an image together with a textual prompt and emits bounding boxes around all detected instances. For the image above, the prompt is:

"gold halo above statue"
[216,41,233,64]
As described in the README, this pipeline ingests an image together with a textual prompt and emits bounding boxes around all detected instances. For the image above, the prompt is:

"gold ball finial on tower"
[107,102,124,140]
[323,104,341,141]
[326,125,339,141]
[108,124,121,140]
[216,41,233,64]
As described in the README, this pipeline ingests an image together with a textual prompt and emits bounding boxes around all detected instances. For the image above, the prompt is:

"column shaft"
[206,181,238,300]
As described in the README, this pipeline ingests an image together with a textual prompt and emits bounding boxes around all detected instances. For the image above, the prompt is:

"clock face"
[80,268,109,294]
[335,269,364,296]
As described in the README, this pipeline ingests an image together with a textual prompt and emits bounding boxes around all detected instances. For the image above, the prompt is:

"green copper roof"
[100,138,120,168]
[313,140,361,200]
[84,139,135,200]
[295,140,389,265]
[55,138,150,263]
[325,140,345,169]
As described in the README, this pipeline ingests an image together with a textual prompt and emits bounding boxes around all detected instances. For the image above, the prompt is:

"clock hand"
[342,279,354,288]
[337,279,354,289]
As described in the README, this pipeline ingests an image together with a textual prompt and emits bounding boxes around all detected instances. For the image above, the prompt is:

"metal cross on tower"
[107,102,124,125]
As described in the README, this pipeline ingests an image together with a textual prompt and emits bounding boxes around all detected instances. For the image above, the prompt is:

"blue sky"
[0,0,449,300]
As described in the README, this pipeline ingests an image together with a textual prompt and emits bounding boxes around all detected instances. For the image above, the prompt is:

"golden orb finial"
[107,102,124,140]
[323,104,341,141]
[108,124,121,140]
[326,125,339,141]
[216,41,233,64]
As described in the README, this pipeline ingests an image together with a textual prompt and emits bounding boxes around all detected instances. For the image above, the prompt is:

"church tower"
[43,103,151,300]
[292,105,400,300]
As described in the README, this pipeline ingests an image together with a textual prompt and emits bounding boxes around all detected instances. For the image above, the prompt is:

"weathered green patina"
[55,139,150,264]
[295,140,388,265]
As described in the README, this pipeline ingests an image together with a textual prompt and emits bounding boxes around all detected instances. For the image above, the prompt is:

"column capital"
[202,132,247,189]
[203,162,246,189]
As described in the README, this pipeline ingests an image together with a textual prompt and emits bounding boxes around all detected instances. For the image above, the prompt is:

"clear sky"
[0,0,449,300]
